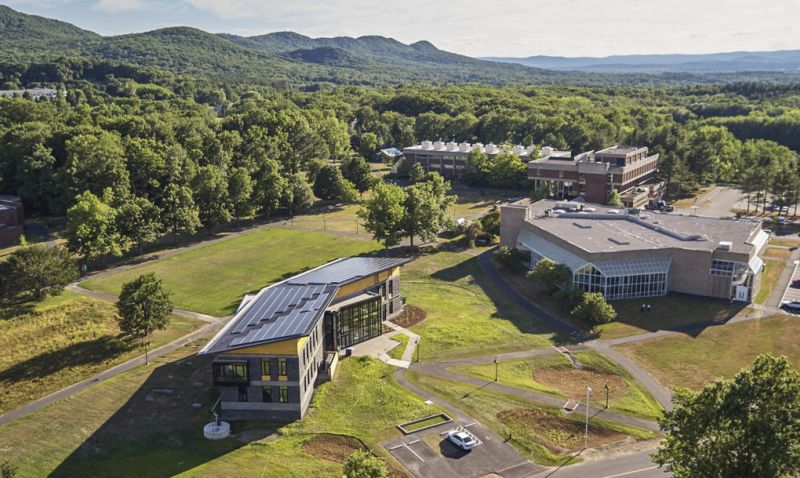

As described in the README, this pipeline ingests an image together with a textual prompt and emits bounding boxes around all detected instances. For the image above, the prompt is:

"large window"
[213,362,249,385]
[261,359,271,377]
[710,260,746,277]
[573,261,669,300]
[279,387,289,403]
[278,358,287,376]
[262,386,272,402]
[530,250,544,269]
[238,385,248,402]
[335,296,382,349]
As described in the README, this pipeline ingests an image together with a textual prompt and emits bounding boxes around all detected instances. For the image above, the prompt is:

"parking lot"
[780,260,800,314]
[383,419,544,478]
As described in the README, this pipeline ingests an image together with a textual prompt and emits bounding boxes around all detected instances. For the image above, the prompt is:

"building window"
[261,359,270,377]
[278,358,287,376]
[238,385,248,402]
[711,260,746,277]
[262,386,272,402]
[388,279,394,297]
[389,300,394,315]
[279,387,289,403]
[334,296,382,349]
[213,362,249,385]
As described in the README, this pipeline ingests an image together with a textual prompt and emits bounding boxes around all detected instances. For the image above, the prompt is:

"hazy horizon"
[4,0,800,58]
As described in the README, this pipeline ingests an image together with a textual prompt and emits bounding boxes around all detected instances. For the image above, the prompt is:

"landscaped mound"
[302,433,367,463]
[390,304,427,328]
[533,365,628,400]
[497,408,624,453]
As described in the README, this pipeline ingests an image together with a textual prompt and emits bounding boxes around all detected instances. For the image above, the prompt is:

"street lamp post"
[415,338,420,363]
[585,386,592,450]
[494,357,498,382]
[604,383,609,409]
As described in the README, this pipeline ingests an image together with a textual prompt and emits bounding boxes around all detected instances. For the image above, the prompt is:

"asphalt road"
[531,449,672,478]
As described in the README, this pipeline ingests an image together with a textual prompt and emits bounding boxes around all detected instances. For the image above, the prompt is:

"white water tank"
[421,140,433,150]
[541,146,554,157]
[486,143,499,154]
[433,141,445,150]
[458,142,470,152]
[446,141,458,151]
[472,142,484,152]
[512,145,524,155]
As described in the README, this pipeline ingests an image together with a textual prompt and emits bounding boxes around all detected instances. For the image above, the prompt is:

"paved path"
[767,247,800,308]
[530,448,670,478]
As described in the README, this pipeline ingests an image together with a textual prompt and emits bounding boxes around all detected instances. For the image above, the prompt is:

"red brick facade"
[0,196,24,247]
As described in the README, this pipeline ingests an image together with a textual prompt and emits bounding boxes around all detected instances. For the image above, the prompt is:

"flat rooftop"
[523,199,762,255]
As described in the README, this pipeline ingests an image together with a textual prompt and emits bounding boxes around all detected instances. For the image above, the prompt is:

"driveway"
[674,186,744,218]
[383,418,544,478]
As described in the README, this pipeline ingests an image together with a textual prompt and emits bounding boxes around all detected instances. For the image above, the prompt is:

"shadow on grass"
[0,336,133,384]
[0,301,36,321]
[49,353,286,478]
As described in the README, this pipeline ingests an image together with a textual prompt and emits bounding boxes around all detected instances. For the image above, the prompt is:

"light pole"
[604,383,609,409]
[494,357,498,382]
[585,386,592,450]
[415,338,420,363]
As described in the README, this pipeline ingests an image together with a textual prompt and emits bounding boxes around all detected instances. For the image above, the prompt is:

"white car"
[447,430,477,451]
[782,300,800,311]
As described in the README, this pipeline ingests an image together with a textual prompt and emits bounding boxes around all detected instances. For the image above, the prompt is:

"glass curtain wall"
[573,262,669,300]
[335,296,382,349]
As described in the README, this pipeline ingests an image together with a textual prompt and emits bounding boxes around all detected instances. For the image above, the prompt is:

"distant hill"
[482,51,800,73]
[0,5,560,87]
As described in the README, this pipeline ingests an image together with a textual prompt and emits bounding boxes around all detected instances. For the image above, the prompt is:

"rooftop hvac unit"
[421,140,433,150]
[717,241,733,251]
[458,142,470,152]
[486,143,499,154]
[540,146,554,157]
[512,145,524,154]
[446,141,458,151]
[433,141,445,150]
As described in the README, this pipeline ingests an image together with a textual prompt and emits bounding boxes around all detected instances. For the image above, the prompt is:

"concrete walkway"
[767,247,800,308]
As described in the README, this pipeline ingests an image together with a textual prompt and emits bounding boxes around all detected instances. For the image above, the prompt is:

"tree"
[464,150,491,186]
[571,292,616,325]
[0,245,78,302]
[313,163,346,201]
[160,183,202,236]
[462,221,483,247]
[527,258,571,293]
[358,182,407,248]
[116,196,162,255]
[193,165,232,228]
[409,162,426,184]
[531,180,554,201]
[479,210,500,239]
[343,450,388,478]
[358,132,378,160]
[285,173,314,215]
[403,173,455,247]
[341,155,374,195]
[116,273,173,364]
[62,131,131,200]
[64,189,124,262]
[607,189,624,207]
[253,157,288,219]
[339,178,360,204]
[228,166,255,222]
[487,152,527,188]
[685,126,742,184]
[654,354,800,478]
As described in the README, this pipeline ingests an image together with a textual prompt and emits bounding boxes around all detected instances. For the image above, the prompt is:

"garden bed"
[390,304,427,328]
[397,413,452,434]
[302,433,367,463]
[497,408,625,454]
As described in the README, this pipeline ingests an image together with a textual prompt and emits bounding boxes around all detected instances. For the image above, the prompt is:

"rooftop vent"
[608,237,631,246]
[717,241,733,251]
[572,222,592,229]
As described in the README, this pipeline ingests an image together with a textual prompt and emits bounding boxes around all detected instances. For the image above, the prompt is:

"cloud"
[92,0,150,12]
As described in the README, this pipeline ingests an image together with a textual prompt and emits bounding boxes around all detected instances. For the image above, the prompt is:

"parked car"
[782,300,800,311]
[792,279,800,288]
[646,200,674,213]
[447,430,477,451]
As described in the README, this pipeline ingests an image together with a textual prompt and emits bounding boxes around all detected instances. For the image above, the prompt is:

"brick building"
[0,195,24,247]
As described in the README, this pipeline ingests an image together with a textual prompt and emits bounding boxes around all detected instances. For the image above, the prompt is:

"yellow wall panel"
[223,336,309,356]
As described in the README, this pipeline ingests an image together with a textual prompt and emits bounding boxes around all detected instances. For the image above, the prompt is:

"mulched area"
[302,433,366,463]
[533,366,629,400]
[390,304,427,328]
[497,408,625,454]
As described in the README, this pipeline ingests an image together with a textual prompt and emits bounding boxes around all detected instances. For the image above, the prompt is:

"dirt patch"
[498,408,625,453]
[534,365,628,401]
[302,433,367,463]
[765,247,791,260]
[391,304,427,328]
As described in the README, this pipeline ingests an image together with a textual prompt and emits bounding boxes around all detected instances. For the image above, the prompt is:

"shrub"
[343,450,387,478]
[0,244,79,303]
[571,292,617,325]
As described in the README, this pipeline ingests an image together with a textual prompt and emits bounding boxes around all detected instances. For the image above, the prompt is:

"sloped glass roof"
[593,257,672,277]
[517,229,588,272]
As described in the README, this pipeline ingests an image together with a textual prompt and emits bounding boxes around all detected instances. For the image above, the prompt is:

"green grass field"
[82,227,382,317]
[404,251,559,362]
[616,314,800,391]
[0,291,201,415]
[387,333,410,360]
[0,342,438,478]
[450,351,663,420]
[754,259,783,305]
[406,371,655,466]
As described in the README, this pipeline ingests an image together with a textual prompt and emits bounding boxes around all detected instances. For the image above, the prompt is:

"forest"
[1,56,800,264]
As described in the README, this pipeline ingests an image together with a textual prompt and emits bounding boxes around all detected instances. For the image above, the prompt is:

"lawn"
[406,371,655,466]
[82,227,382,317]
[615,314,800,391]
[769,237,800,248]
[450,351,663,420]
[387,333,410,360]
[0,340,437,477]
[496,263,744,340]
[0,291,201,415]
[403,251,559,362]
[754,259,783,305]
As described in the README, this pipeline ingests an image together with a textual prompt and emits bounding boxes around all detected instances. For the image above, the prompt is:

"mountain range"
[482,51,800,73]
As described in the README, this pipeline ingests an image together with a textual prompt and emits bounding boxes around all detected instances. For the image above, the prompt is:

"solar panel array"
[288,257,411,285]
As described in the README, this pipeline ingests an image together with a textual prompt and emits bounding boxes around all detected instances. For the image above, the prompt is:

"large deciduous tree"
[358,182,407,248]
[527,258,571,293]
[341,155,374,195]
[0,244,78,303]
[654,354,800,478]
[116,273,173,362]
[403,172,455,247]
[159,183,202,236]
[64,189,124,262]
[116,196,162,255]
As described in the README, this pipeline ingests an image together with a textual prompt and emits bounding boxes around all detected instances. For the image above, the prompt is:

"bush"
[343,450,387,478]
[571,292,617,325]
[493,246,528,270]
[479,210,500,238]
[555,284,583,308]
[526,258,571,293]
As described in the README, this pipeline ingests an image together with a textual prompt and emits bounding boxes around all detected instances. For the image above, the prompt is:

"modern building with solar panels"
[200,256,410,421]
[501,199,768,302]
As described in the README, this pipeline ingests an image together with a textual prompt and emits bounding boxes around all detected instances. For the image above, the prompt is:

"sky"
[5,0,800,58]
